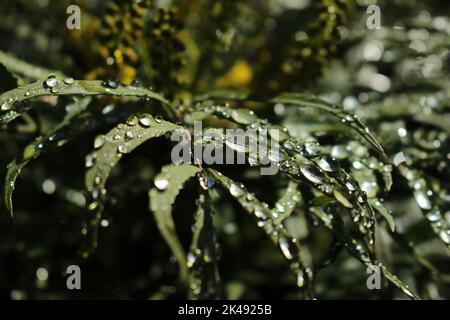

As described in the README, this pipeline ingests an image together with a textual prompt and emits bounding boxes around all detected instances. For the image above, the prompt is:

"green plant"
[0,0,448,300]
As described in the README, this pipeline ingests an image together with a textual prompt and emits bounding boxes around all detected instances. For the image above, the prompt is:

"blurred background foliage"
[0,0,449,299]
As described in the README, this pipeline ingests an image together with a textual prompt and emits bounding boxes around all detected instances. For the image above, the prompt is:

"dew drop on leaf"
[1,100,11,111]
[413,190,432,210]
[139,114,152,127]
[63,78,74,85]
[317,156,339,172]
[300,165,325,184]
[154,174,169,191]
[44,75,58,88]
[155,115,163,124]
[117,145,128,154]
[126,115,139,126]
[94,135,106,149]
[231,108,258,125]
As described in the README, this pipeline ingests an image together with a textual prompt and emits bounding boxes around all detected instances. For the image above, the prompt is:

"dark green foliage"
[0,0,448,300]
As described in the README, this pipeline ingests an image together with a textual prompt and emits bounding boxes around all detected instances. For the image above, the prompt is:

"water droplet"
[225,137,249,153]
[231,108,258,125]
[269,127,289,142]
[352,161,363,170]
[279,237,296,260]
[155,174,169,191]
[24,91,31,97]
[302,141,320,158]
[35,267,49,282]
[85,154,95,168]
[268,149,285,162]
[125,131,135,139]
[254,208,268,220]
[1,100,11,111]
[345,180,357,191]
[199,174,214,190]
[300,165,325,184]
[155,115,163,124]
[333,189,353,208]
[187,252,196,268]
[88,201,99,211]
[44,75,58,88]
[361,181,378,198]
[42,179,56,194]
[439,231,450,244]
[102,79,119,89]
[426,210,441,222]
[275,203,286,213]
[296,271,305,287]
[331,145,348,159]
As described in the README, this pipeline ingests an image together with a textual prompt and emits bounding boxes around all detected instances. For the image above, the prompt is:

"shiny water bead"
[117,145,128,154]
[154,174,169,191]
[231,108,258,125]
[126,115,139,126]
[102,79,119,89]
[139,114,153,127]
[302,141,320,158]
[331,145,349,159]
[413,189,432,209]
[63,78,75,85]
[1,100,11,111]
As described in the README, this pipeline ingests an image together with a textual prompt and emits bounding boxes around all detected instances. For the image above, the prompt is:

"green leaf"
[82,115,181,257]
[149,164,201,282]
[208,168,315,299]
[187,191,221,299]
[0,78,169,125]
